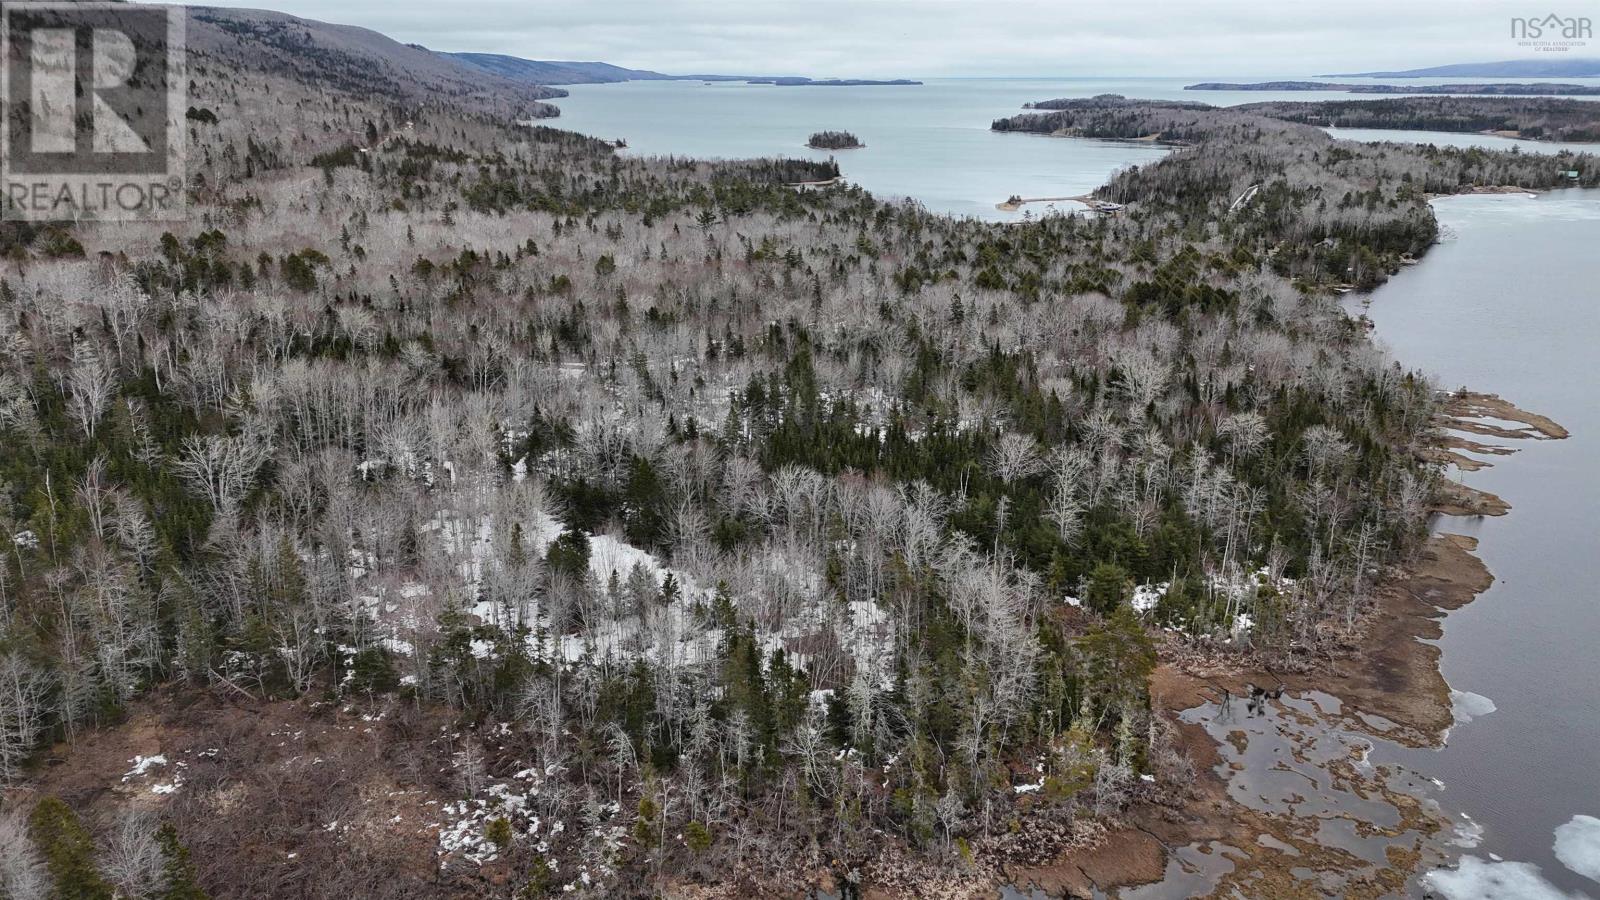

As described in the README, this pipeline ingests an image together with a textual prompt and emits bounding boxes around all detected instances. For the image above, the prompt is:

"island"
[807,130,865,149]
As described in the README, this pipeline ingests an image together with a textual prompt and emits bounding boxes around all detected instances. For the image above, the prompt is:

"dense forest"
[1237,96,1600,141]
[995,97,1599,287]
[1019,93,1600,142]
[2,12,1596,900]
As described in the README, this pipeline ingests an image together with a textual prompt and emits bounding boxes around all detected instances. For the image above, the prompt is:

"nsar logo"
[1510,12,1593,51]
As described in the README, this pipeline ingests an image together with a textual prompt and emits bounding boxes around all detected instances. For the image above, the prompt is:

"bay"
[549,76,1600,220]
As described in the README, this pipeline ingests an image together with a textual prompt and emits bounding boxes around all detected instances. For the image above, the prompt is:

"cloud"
[194,0,1576,77]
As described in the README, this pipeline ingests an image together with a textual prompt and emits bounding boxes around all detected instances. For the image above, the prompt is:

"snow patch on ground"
[437,773,551,867]
[1208,566,1297,601]
[588,533,670,586]
[345,473,893,698]
[123,754,167,779]
[1131,581,1167,613]
[123,754,184,794]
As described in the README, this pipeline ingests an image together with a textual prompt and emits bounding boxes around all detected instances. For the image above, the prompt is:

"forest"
[1236,96,1600,141]
[806,131,864,150]
[995,97,1599,287]
[1,10,1595,900]
[1019,93,1600,142]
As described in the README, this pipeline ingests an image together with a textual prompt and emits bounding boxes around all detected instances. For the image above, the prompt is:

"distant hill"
[444,52,920,87]
[442,54,673,84]
[1326,59,1600,78]
[187,7,568,110]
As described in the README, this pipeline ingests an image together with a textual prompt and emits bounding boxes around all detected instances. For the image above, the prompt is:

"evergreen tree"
[28,797,113,900]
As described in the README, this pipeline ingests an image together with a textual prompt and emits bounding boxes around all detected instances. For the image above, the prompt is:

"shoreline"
[1003,533,1488,897]
[1428,184,1545,200]
[785,175,846,187]
[995,195,1126,213]
[1002,393,1568,897]
[1426,391,1568,516]
[995,194,1089,212]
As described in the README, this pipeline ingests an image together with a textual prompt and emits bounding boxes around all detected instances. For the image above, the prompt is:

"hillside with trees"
[442,53,922,88]
[188,6,567,114]
[1237,96,1600,142]
[1,12,1594,900]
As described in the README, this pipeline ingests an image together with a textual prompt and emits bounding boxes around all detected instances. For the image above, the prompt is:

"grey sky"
[196,0,1588,77]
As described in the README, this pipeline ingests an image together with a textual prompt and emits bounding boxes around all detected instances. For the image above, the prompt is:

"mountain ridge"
[1187,81,1600,95]
[442,51,920,86]
[187,5,568,112]
[1326,58,1600,78]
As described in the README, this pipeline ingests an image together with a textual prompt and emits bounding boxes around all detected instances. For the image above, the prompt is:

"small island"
[807,130,864,149]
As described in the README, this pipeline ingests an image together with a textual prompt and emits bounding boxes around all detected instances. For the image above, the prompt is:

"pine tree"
[28,797,114,900]
[155,823,209,900]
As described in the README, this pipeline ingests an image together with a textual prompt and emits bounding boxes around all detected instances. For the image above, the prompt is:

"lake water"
[1358,190,1600,898]
[551,79,1174,220]
[549,78,1600,896]
[1327,126,1600,156]
[549,77,1600,220]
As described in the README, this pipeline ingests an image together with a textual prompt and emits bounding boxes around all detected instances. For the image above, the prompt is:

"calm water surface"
[1360,190,1600,898]
[552,79,1174,220]
[549,77,1600,220]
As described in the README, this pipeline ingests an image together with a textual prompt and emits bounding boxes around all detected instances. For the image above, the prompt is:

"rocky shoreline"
[996,393,1567,898]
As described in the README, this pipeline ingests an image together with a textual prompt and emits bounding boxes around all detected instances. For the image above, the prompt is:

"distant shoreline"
[1187,80,1600,96]
[784,175,846,188]
[1324,59,1600,78]
[1427,184,1544,200]
[994,194,1126,213]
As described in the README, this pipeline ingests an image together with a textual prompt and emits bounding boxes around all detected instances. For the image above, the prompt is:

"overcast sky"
[197,0,1586,77]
